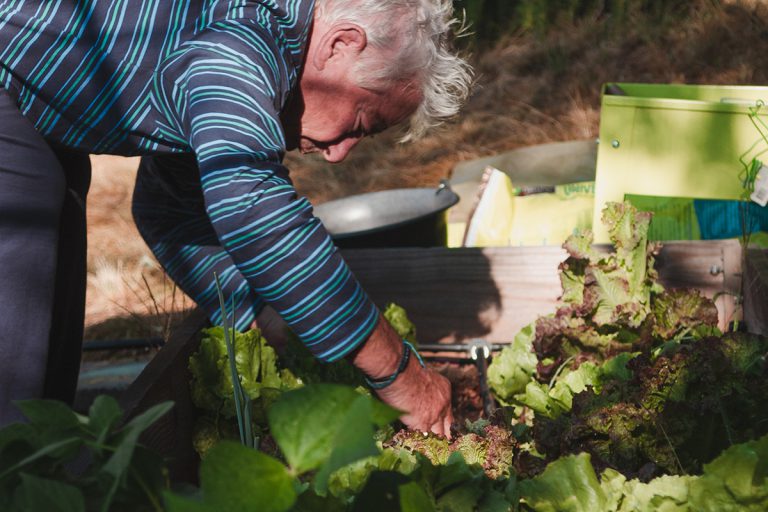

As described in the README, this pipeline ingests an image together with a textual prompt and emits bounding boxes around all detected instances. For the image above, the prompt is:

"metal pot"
[313,183,460,249]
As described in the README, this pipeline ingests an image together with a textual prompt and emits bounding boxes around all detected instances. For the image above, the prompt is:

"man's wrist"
[364,340,423,389]
[349,314,404,379]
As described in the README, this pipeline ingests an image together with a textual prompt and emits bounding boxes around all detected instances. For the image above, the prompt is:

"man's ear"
[313,23,367,70]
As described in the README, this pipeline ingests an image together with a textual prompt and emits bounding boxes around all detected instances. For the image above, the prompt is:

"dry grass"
[85,156,193,340]
[291,0,768,199]
[85,0,768,339]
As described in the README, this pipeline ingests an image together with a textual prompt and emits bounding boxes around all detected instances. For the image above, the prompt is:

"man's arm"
[156,19,453,435]
[255,306,453,437]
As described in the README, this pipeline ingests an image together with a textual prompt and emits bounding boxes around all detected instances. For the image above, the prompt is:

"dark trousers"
[0,88,91,425]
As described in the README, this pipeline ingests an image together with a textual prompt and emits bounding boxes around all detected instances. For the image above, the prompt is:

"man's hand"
[375,356,454,437]
[254,308,454,437]
[350,315,454,438]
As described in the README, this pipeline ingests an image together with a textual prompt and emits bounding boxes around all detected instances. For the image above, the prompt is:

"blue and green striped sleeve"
[155,20,380,362]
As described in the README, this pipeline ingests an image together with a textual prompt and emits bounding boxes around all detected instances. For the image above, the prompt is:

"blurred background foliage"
[454,0,712,45]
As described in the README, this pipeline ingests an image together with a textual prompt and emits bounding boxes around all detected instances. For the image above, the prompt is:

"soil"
[431,360,486,426]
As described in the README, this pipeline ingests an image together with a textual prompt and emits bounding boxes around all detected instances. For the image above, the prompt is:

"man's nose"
[322,136,362,163]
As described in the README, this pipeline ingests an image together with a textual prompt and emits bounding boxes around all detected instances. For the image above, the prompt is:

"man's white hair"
[314,0,473,141]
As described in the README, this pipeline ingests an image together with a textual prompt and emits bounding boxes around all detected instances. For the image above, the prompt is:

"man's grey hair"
[314,0,473,141]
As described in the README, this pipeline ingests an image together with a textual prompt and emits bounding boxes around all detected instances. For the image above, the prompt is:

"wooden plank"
[744,248,768,335]
[119,309,209,484]
[654,239,742,331]
[343,240,742,342]
[343,246,567,344]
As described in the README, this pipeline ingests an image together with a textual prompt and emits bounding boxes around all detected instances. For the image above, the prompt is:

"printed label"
[752,165,768,207]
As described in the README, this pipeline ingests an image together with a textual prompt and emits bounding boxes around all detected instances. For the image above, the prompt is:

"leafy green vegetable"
[528,202,719,381]
[268,384,400,494]
[650,288,721,340]
[0,395,171,512]
[383,302,419,346]
[520,433,768,512]
[688,433,768,511]
[534,333,768,478]
[487,322,538,404]
[189,327,301,417]
[609,471,692,512]
[165,441,297,512]
[519,453,608,512]
[188,327,302,457]
[385,423,516,480]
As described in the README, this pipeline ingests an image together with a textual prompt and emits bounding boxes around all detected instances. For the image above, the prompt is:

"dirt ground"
[84,0,768,340]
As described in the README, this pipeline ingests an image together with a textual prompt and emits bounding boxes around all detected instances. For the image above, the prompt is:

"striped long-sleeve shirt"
[0,0,380,362]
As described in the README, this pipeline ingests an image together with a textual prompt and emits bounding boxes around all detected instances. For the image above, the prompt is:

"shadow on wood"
[119,309,209,484]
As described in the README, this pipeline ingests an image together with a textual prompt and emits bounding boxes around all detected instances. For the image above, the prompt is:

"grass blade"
[214,273,247,446]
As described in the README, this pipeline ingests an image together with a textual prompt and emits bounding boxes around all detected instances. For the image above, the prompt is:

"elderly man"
[0,0,472,434]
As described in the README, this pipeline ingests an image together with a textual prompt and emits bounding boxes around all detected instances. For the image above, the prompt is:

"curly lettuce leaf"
[560,202,662,330]
[383,302,418,346]
[689,433,768,511]
[188,327,301,416]
[519,453,608,512]
[512,353,633,420]
[651,288,720,340]
[521,434,768,512]
[487,322,538,403]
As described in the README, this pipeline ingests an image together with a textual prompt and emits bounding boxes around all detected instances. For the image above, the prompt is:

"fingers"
[429,414,447,438]
[443,410,454,440]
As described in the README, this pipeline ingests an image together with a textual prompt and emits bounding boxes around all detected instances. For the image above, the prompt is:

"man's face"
[282,19,421,163]
[295,79,420,163]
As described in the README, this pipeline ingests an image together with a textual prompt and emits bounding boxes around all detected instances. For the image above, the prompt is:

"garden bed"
[118,237,759,485]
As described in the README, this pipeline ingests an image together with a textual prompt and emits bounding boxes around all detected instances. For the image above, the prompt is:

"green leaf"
[327,456,380,501]
[86,395,122,444]
[435,452,478,494]
[689,434,768,511]
[314,395,381,494]
[383,303,419,346]
[0,423,37,458]
[352,471,435,512]
[617,474,692,512]
[14,400,81,429]
[590,267,634,326]
[487,322,538,403]
[196,441,296,512]
[269,385,397,475]
[189,327,301,416]
[102,401,174,478]
[515,381,566,419]
[599,352,634,383]
[120,401,175,441]
[432,455,486,511]
[13,473,85,512]
[100,401,173,511]
[548,362,601,411]
[399,480,437,511]
[519,453,606,512]
[163,491,211,512]
[560,264,586,305]
[0,437,82,481]
[290,489,347,512]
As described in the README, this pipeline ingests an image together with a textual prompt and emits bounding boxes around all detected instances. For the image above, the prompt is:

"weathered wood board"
[342,239,743,342]
[744,248,768,335]
[119,309,209,484]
